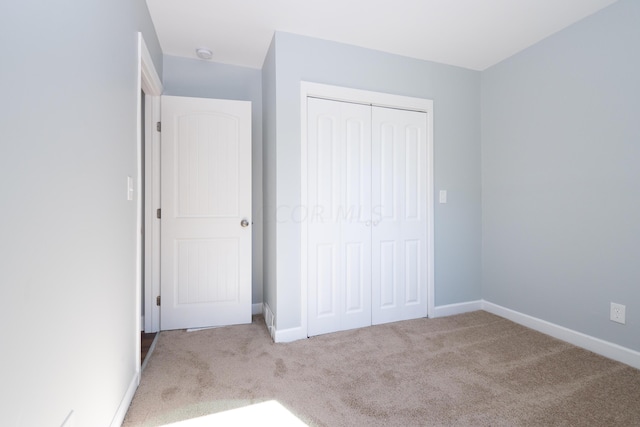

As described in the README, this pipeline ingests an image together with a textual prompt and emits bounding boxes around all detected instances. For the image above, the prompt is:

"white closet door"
[307,97,372,337]
[371,106,428,325]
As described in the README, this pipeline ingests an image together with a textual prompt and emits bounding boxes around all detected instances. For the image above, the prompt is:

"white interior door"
[371,106,428,325]
[160,95,252,330]
[307,97,372,337]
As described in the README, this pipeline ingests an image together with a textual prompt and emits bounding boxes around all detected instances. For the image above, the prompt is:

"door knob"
[241,219,250,228]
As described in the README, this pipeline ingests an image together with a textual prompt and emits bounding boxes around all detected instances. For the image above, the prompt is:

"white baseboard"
[482,300,640,370]
[109,372,139,427]
[274,327,306,343]
[252,303,263,315]
[262,302,307,343]
[262,298,639,369]
[432,300,483,318]
[61,411,75,427]
[263,303,276,341]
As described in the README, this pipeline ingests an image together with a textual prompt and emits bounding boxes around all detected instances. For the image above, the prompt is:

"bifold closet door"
[371,106,428,325]
[307,97,372,337]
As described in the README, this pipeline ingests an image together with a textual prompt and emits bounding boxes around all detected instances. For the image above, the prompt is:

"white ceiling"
[146,0,618,71]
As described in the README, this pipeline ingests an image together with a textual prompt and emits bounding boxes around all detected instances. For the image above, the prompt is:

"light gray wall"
[267,32,482,329]
[135,0,163,77]
[481,0,639,350]
[163,55,264,305]
[262,38,278,316]
[0,0,162,425]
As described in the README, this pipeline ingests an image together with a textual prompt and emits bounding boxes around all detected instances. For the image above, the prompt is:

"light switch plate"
[127,176,134,201]
[439,190,447,204]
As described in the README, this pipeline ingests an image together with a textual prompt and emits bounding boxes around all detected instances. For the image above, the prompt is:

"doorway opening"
[140,88,157,365]
[138,33,162,372]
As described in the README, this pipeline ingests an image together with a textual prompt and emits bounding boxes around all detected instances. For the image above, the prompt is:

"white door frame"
[137,33,163,345]
[300,81,434,340]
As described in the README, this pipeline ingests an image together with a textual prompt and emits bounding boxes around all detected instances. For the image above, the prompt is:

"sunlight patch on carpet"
[161,400,308,426]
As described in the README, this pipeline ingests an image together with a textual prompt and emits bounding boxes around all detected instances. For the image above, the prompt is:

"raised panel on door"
[371,106,428,325]
[175,238,239,304]
[161,95,251,330]
[176,113,240,218]
[316,244,338,317]
[344,242,365,314]
[307,97,372,337]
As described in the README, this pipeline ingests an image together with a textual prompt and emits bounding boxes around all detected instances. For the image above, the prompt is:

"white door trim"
[300,81,435,340]
[115,32,163,427]
[138,33,163,340]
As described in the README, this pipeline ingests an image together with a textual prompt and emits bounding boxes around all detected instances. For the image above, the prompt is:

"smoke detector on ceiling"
[196,48,213,60]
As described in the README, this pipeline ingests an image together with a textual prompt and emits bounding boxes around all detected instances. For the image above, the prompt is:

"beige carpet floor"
[123,311,640,426]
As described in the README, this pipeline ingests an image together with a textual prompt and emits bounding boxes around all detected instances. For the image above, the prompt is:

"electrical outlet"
[610,302,626,324]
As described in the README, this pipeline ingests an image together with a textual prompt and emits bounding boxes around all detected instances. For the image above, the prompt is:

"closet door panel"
[307,104,342,336]
[372,107,428,325]
[307,98,372,336]
[342,112,372,322]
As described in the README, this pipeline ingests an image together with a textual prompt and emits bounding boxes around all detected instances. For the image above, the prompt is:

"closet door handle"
[365,220,372,227]
[373,220,379,226]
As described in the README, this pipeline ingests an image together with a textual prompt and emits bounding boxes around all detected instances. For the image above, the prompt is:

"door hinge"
[156,122,161,132]
[156,208,161,219]
[156,296,161,306]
